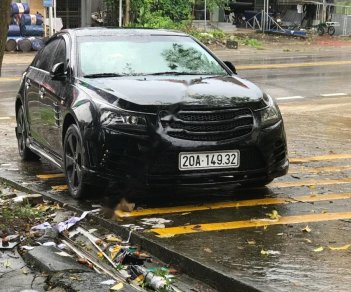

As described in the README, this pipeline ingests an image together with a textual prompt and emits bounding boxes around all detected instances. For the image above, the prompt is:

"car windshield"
[77,35,228,77]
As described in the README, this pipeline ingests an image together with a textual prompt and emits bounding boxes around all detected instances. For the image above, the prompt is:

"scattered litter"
[55,211,90,233]
[132,265,167,290]
[21,245,35,250]
[140,218,172,229]
[100,279,116,285]
[204,247,212,253]
[304,239,312,243]
[277,233,284,236]
[261,249,281,256]
[247,240,256,245]
[55,251,73,257]
[302,225,312,233]
[313,246,324,252]
[0,235,20,249]
[21,267,29,274]
[328,244,351,251]
[42,242,56,247]
[57,243,66,250]
[31,222,51,231]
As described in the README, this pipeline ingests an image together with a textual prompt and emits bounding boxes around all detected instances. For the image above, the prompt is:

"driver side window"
[52,39,66,67]
[34,39,60,72]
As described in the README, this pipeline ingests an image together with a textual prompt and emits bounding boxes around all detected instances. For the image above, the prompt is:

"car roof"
[61,27,188,38]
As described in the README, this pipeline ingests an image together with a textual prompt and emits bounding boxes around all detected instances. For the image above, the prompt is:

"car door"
[26,40,59,147]
[37,37,68,157]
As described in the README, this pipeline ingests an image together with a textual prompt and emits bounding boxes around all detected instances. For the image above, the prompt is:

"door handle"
[25,80,31,89]
[39,87,46,99]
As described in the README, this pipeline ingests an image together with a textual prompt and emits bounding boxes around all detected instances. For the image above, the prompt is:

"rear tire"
[327,26,335,36]
[63,124,104,199]
[16,106,40,161]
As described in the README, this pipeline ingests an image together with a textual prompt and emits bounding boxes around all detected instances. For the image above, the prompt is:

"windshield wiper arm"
[83,73,124,78]
[146,71,205,76]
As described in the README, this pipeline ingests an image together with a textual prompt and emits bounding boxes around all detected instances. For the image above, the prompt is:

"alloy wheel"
[65,132,82,191]
[16,108,26,156]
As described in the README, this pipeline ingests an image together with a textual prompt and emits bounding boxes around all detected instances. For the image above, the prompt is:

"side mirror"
[50,62,67,81]
[224,61,237,75]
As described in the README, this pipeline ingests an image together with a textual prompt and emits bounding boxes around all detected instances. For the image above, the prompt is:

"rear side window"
[34,39,60,72]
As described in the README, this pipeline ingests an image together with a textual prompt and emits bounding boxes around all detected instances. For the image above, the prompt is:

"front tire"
[63,124,91,199]
[16,106,40,161]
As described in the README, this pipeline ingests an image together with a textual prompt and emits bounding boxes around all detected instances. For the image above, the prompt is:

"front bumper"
[84,119,288,190]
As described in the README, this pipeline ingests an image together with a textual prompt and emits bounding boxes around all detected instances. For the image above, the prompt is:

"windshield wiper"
[83,73,124,78]
[146,71,205,76]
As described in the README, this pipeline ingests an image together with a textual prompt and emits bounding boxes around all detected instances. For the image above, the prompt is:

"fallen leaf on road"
[304,238,312,243]
[266,210,281,220]
[277,233,284,236]
[110,245,121,260]
[110,282,124,291]
[313,246,324,252]
[204,247,212,253]
[4,259,11,268]
[133,274,145,284]
[261,249,281,256]
[308,185,316,189]
[328,244,351,251]
[302,225,311,233]
[247,240,256,245]
[105,234,121,243]
[97,251,104,258]
[21,267,29,274]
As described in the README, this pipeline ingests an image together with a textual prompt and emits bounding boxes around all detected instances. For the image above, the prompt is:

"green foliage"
[1,203,43,220]
[240,37,263,49]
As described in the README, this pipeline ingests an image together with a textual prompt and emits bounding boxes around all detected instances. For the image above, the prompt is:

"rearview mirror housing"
[50,62,67,81]
[224,61,237,75]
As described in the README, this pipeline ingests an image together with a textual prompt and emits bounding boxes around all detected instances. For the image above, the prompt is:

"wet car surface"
[3,49,351,291]
[15,28,288,199]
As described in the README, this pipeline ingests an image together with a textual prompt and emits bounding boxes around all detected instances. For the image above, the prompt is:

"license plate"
[179,150,240,171]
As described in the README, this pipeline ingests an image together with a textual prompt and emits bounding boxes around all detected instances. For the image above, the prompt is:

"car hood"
[78,75,265,112]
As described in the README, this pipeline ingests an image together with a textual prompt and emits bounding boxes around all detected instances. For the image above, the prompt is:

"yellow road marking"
[37,173,65,180]
[289,165,351,174]
[116,192,351,218]
[236,60,351,70]
[290,153,351,164]
[270,177,351,188]
[0,77,21,81]
[151,212,351,237]
[52,185,68,191]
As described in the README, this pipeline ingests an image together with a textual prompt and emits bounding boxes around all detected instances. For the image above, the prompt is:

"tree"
[0,0,11,77]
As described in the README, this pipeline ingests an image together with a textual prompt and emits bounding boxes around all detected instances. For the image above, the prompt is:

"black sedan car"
[15,28,288,198]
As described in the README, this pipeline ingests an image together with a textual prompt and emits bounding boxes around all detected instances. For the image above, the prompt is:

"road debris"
[261,249,281,256]
[328,244,351,251]
[313,246,324,252]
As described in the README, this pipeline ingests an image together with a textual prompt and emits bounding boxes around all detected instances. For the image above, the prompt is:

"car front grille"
[160,108,254,141]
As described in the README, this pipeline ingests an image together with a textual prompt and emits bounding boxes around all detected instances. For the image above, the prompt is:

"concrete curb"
[0,175,261,292]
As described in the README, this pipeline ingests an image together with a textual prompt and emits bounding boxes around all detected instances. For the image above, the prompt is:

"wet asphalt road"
[2,48,351,291]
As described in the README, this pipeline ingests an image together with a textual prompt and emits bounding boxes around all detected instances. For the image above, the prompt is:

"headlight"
[100,110,147,129]
[258,93,281,127]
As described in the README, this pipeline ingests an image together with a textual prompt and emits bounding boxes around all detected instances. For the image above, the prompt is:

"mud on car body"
[15,28,288,198]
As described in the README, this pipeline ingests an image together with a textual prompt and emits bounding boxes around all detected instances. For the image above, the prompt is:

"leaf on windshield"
[328,244,351,251]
